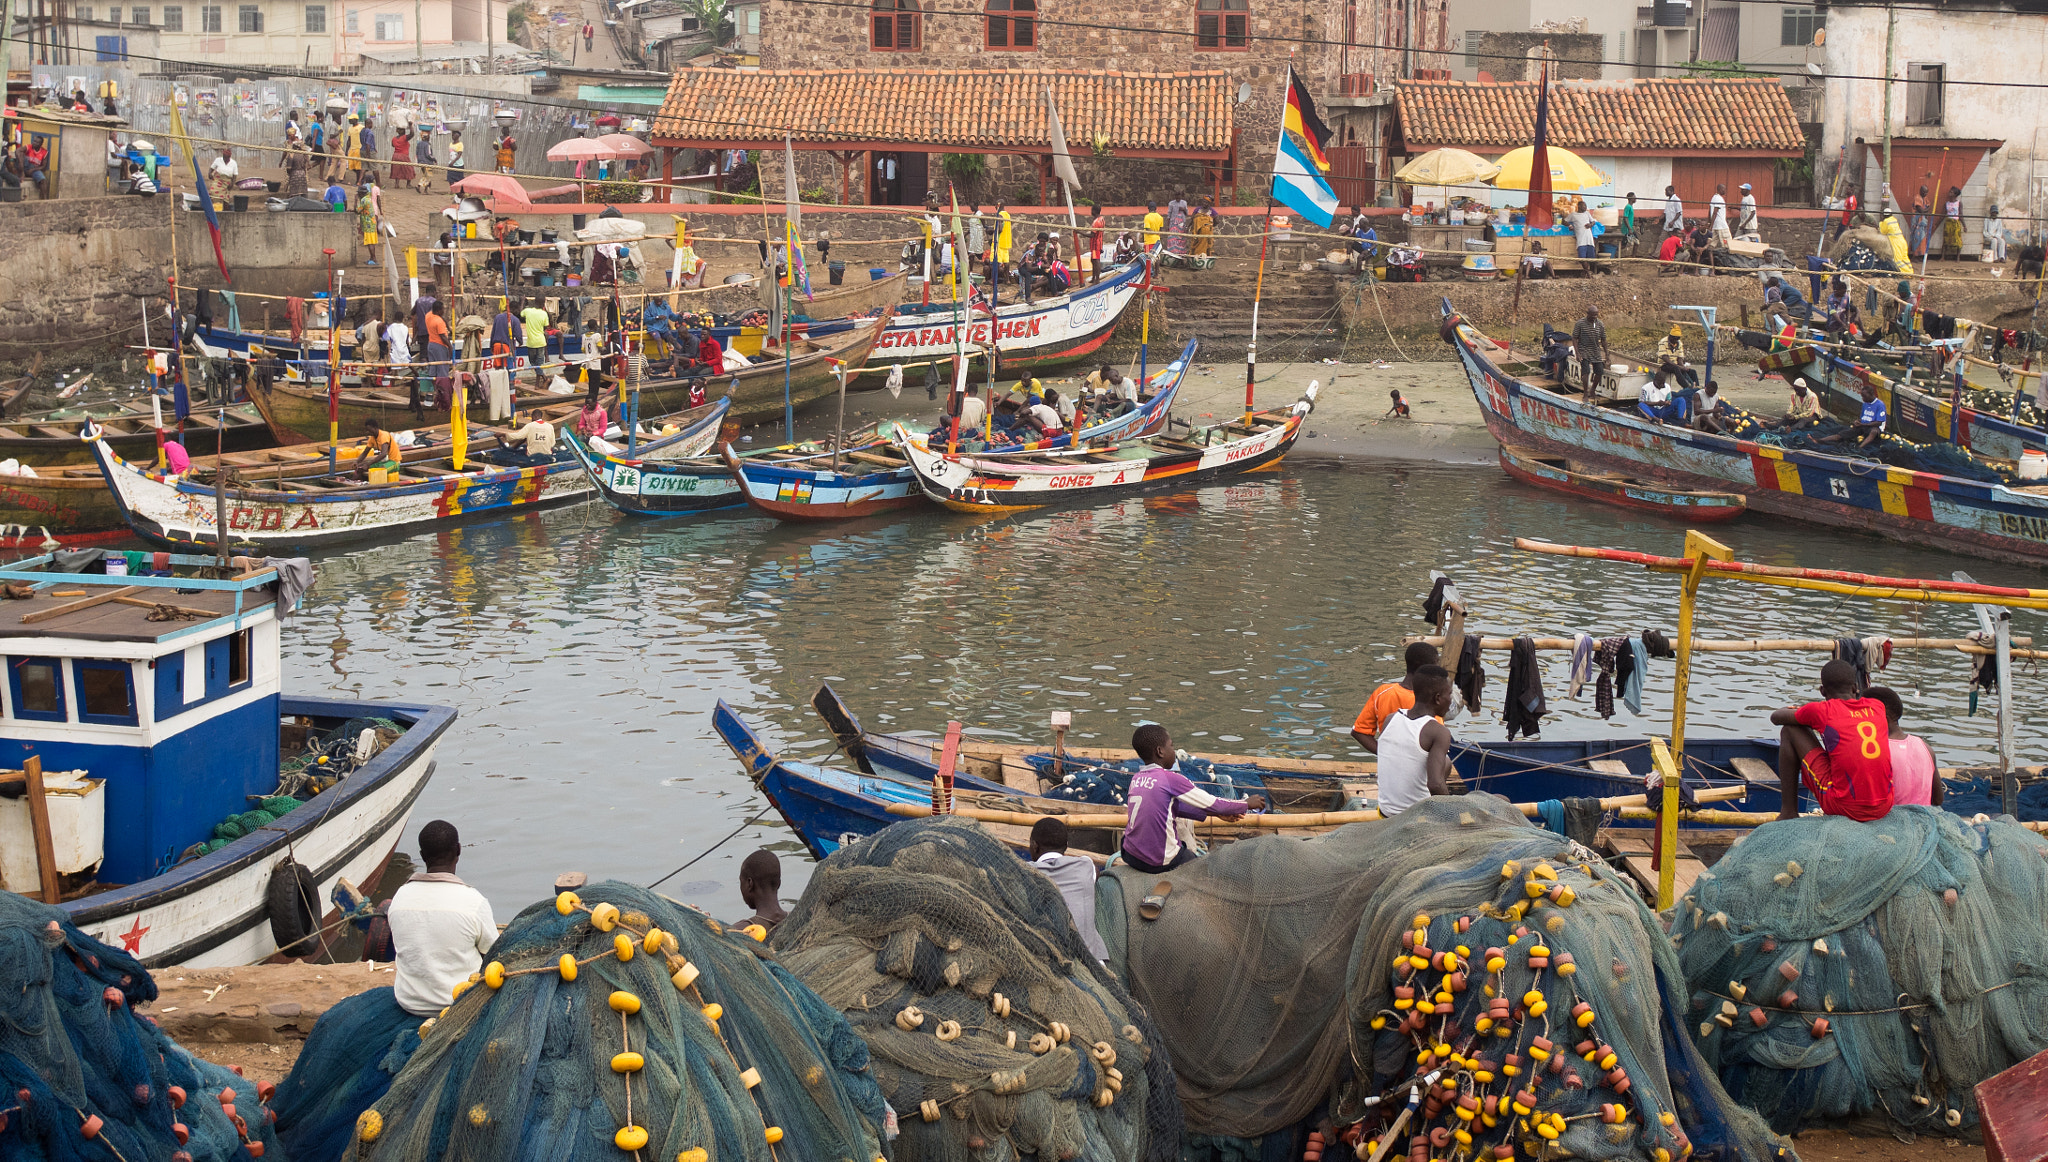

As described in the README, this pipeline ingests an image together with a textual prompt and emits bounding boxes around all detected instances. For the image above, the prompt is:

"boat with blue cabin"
[0,553,454,967]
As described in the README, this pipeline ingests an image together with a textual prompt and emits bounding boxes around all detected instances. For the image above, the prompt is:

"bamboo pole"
[1515,538,2048,610]
[1404,634,2044,660]
[885,785,1751,830]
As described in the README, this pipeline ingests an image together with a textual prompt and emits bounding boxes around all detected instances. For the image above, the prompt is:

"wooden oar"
[885,785,1753,830]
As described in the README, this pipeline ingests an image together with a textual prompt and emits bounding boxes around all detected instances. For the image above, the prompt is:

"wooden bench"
[1603,832,1708,903]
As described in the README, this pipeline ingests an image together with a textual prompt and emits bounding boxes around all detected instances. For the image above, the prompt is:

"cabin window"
[10,657,66,721]
[77,661,137,726]
[986,0,1034,49]
[229,629,251,686]
[870,0,920,51]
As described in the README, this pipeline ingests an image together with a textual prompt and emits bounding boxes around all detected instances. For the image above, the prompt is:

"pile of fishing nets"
[275,880,887,1162]
[1097,795,1787,1162]
[0,890,284,1161]
[1938,776,2048,822]
[1676,806,2048,1134]
[773,816,1180,1162]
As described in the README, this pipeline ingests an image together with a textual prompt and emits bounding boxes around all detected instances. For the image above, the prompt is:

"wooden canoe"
[1499,448,1745,523]
[626,309,892,427]
[0,399,272,469]
[243,373,565,446]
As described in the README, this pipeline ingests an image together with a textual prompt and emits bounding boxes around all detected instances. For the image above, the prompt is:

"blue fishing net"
[1676,807,2048,1134]
[1939,777,2048,821]
[773,816,1182,1162]
[1097,795,1787,1162]
[0,890,283,1161]
[1032,756,1262,807]
[271,986,421,1162]
[302,881,886,1162]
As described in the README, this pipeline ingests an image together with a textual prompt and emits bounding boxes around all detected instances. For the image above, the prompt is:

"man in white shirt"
[1662,184,1684,236]
[1736,183,1760,241]
[497,410,558,465]
[1709,184,1731,247]
[385,820,497,1017]
[1024,399,1064,436]
[383,318,412,365]
[1029,817,1108,961]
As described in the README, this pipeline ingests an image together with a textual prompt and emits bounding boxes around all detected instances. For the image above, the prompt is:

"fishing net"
[1675,806,2048,1135]
[772,816,1181,1162]
[1937,776,2048,822]
[292,880,887,1162]
[271,986,422,1162]
[0,890,283,1161]
[1097,795,1786,1162]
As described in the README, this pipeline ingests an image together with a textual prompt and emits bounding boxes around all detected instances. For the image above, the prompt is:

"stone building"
[751,0,1453,204]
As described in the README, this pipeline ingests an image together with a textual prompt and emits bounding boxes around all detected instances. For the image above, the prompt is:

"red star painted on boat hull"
[117,917,149,953]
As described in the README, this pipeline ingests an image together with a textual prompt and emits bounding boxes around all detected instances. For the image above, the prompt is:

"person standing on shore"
[1572,306,1607,395]
[1662,184,1684,238]
[1620,192,1638,257]
[1709,183,1731,248]
[496,130,517,175]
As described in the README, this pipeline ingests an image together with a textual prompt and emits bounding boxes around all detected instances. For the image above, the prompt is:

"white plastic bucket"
[2019,449,2048,481]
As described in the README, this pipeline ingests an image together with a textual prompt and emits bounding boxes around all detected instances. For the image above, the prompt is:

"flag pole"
[1246,191,1273,424]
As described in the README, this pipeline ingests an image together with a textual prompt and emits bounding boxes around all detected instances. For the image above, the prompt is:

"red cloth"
[1658,235,1682,262]
[1794,698,1894,821]
[698,335,724,368]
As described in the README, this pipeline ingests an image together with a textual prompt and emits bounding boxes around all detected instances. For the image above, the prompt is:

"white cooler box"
[0,770,105,893]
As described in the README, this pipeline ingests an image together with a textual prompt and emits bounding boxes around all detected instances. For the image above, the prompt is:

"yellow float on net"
[1371,1016,1388,1030]
[702,1003,723,1023]
[1529,1000,1549,1018]
[556,891,580,915]
[644,928,667,956]
[615,1125,649,1151]
[469,1104,489,1127]
[743,924,768,942]
[558,955,579,981]
[672,961,701,991]
[1659,1112,1677,1128]
[483,962,506,990]
[590,903,621,932]
[451,980,473,1003]
[614,934,636,963]
[1522,990,1544,1007]
[612,1052,645,1073]
[765,1127,784,1144]
[1413,913,1431,929]
[609,991,642,1015]
[678,1151,708,1162]
[1532,863,1557,881]
[356,1111,383,1142]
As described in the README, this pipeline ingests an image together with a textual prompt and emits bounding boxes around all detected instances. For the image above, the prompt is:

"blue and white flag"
[1272,131,1338,229]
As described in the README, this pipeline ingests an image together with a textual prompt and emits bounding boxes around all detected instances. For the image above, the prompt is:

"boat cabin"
[0,556,280,892]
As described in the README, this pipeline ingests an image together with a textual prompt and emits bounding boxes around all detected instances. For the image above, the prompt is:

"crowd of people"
[924,363,1156,448]
[909,189,1215,305]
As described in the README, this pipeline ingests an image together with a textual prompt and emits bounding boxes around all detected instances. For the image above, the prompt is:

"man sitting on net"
[1769,659,1894,822]
[1119,724,1265,875]
[1029,817,1107,961]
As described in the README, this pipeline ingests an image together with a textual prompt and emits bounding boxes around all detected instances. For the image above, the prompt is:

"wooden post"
[23,756,60,904]
[1051,709,1071,783]
[862,150,873,205]
[1648,739,1681,911]
[932,721,962,815]
[1658,530,1730,910]
[1037,155,1048,208]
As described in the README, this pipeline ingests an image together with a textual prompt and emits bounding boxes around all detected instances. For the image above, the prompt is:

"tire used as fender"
[268,859,322,958]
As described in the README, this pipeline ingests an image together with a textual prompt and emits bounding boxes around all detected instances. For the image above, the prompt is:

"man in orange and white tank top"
[1375,665,1455,816]
[1868,686,1941,807]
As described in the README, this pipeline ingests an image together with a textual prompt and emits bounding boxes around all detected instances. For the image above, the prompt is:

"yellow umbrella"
[1393,148,1501,188]
[1490,145,1608,192]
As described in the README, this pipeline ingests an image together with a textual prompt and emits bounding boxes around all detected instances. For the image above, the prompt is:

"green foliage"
[506,0,533,41]
[683,0,735,43]
[1682,59,1751,78]
[800,184,833,204]
[938,153,988,181]
[1234,183,1262,207]
[593,179,644,204]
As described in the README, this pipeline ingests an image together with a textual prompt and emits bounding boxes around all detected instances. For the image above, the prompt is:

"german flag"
[1284,69,1333,173]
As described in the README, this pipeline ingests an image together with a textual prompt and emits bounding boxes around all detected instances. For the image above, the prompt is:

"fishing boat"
[1442,301,2048,565]
[0,398,271,469]
[711,687,1780,863]
[1498,447,1746,523]
[1787,344,2048,464]
[852,259,1146,378]
[0,554,456,967]
[641,310,893,426]
[718,339,1198,522]
[90,398,728,551]
[243,372,565,446]
[898,381,1315,515]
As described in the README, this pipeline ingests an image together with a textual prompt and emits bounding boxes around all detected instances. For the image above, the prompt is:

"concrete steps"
[1148,267,1343,356]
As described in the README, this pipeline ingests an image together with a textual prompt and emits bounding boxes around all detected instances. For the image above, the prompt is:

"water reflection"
[284,459,2045,917]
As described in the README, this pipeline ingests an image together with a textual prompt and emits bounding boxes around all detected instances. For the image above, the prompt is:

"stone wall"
[1472,33,1604,82]
[0,197,359,348]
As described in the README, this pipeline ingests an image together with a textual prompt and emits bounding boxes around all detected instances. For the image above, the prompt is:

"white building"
[1819,0,2043,249]
[1441,0,1696,82]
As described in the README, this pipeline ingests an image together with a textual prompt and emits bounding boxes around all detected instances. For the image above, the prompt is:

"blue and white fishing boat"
[0,554,455,967]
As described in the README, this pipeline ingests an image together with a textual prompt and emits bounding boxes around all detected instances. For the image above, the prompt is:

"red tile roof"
[652,68,1234,154]
[1396,78,1805,153]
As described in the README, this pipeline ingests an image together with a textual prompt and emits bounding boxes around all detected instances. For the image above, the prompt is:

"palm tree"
[683,0,734,46]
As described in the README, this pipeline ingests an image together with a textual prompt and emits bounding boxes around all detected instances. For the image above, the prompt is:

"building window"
[10,657,65,721]
[161,4,182,27]
[986,0,1034,49]
[304,3,323,30]
[1196,0,1248,50]
[344,7,357,30]
[745,7,758,33]
[870,0,919,50]
[237,4,260,30]
[76,662,136,726]
[132,6,150,22]
[1464,28,1483,68]
[373,12,402,38]
[1779,5,1822,47]
[77,5,91,19]
[200,4,220,30]
[1905,61,1944,126]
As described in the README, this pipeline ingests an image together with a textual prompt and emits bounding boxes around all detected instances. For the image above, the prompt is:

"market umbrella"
[1393,148,1499,188]
[449,173,534,205]
[546,137,613,162]
[1490,145,1607,191]
[595,133,653,158]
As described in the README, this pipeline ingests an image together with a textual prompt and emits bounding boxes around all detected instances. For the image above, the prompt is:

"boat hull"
[563,431,745,517]
[61,696,456,968]
[1796,349,2048,463]
[1444,307,2048,565]
[639,312,893,426]
[3,410,274,469]
[1499,448,1746,523]
[0,469,129,538]
[856,261,1146,379]
[244,375,555,447]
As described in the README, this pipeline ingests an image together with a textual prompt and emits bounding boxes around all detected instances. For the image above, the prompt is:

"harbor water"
[286,457,2047,920]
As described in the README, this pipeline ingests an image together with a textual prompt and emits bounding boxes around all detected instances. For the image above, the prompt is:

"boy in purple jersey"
[1119,724,1267,874]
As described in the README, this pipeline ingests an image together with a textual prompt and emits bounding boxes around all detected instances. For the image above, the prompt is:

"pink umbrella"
[449,173,532,205]
[595,133,653,158]
[546,137,613,162]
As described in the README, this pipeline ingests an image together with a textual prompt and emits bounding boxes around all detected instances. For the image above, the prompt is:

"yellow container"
[368,467,393,485]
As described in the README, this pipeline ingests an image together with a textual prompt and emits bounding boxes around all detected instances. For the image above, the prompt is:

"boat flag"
[1272,130,1338,229]
[449,362,469,471]
[168,98,231,282]
[782,134,812,300]
[1283,69,1333,173]
[1527,60,1555,231]
[1045,85,1082,194]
